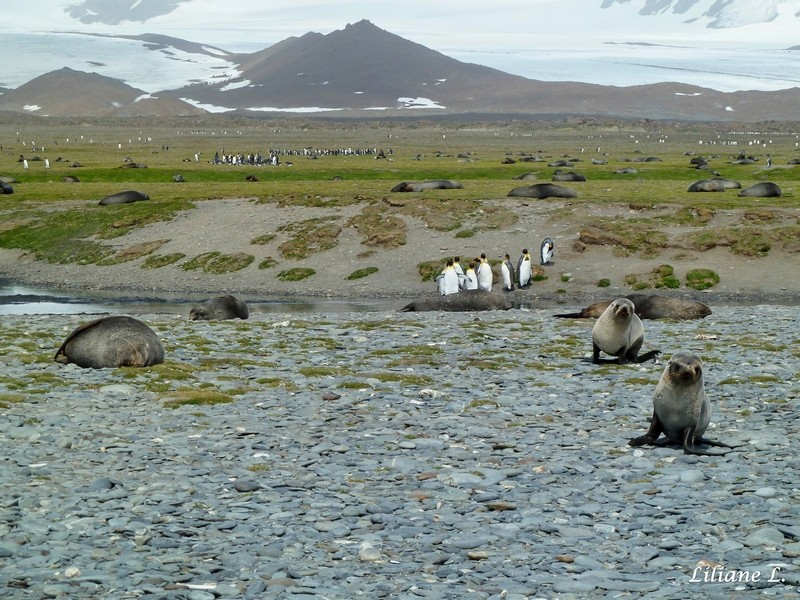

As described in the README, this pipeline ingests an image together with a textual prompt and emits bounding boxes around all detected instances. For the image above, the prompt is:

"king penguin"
[540,238,554,266]
[517,248,532,287]
[501,253,515,291]
[476,253,493,292]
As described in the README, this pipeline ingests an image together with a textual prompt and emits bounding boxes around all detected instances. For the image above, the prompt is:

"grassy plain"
[0,116,798,298]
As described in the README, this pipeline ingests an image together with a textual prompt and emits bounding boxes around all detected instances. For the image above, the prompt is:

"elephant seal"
[686,178,741,192]
[629,352,734,456]
[0,182,13,194]
[98,190,150,206]
[391,179,463,192]
[552,170,587,182]
[738,182,782,198]
[512,172,538,181]
[507,183,577,199]
[54,316,165,369]
[399,290,513,312]
[61,175,80,183]
[555,294,711,320]
[189,295,250,320]
[591,298,660,364]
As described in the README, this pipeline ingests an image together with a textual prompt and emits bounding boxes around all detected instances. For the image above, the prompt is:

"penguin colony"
[434,238,555,296]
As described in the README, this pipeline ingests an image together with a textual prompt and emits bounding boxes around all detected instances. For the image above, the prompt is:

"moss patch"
[181,251,254,274]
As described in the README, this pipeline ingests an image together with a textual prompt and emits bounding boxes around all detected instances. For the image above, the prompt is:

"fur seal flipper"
[629,352,735,456]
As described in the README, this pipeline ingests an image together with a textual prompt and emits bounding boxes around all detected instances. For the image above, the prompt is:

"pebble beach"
[1,303,799,599]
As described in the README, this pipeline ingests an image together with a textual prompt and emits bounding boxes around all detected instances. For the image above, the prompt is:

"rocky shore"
[1,304,799,599]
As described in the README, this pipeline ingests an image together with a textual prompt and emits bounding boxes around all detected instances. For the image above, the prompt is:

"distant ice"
[397,97,445,109]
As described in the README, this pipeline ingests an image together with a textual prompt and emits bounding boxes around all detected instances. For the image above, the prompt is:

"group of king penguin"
[436,238,555,296]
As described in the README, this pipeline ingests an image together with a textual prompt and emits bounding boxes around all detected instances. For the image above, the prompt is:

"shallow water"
[0,281,401,316]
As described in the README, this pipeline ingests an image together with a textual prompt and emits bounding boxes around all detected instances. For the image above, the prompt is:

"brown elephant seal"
[552,170,586,182]
[556,294,711,320]
[629,352,735,456]
[391,179,463,192]
[55,316,165,368]
[189,295,250,320]
[399,290,513,312]
[591,298,660,364]
[738,182,781,198]
[98,190,150,205]
[686,177,741,192]
[507,183,577,199]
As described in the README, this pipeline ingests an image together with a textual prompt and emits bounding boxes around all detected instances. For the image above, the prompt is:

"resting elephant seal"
[555,294,711,320]
[98,190,150,205]
[189,295,250,320]
[399,290,513,312]
[629,352,735,456]
[686,178,741,192]
[591,298,660,364]
[738,182,781,198]
[54,316,165,368]
[507,183,577,199]
[391,180,463,192]
[0,182,13,194]
[552,170,587,182]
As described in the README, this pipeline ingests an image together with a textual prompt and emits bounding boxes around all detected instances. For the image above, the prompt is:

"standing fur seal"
[399,290,513,312]
[591,298,660,364]
[98,190,150,206]
[556,294,711,320]
[629,352,734,455]
[55,316,164,368]
[189,295,250,320]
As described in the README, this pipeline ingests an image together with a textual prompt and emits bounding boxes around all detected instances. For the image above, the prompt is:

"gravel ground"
[1,305,799,599]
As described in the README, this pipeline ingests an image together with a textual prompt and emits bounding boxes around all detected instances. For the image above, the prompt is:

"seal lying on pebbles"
[556,294,712,320]
[55,316,165,368]
[189,295,250,320]
[399,290,513,312]
[629,352,735,456]
[591,298,660,364]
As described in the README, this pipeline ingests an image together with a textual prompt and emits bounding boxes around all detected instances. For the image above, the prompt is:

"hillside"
[1,21,799,121]
[0,68,205,118]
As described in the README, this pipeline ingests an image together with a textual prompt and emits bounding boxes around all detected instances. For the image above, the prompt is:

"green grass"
[0,118,796,271]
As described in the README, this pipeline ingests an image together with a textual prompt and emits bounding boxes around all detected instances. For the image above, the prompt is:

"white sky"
[3,0,798,52]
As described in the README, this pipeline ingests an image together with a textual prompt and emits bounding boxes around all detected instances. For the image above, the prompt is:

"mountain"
[157,20,800,121]
[0,67,204,118]
[600,0,798,29]
[1,21,798,121]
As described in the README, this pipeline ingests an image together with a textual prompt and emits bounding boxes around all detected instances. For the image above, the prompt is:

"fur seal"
[399,290,513,312]
[98,190,150,206]
[391,179,463,192]
[629,352,734,456]
[189,295,250,320]
[591,298,660,364]
[738,182,781,198]
[555,294,711,320]
[507,183,577,199]
[55,316,165,369]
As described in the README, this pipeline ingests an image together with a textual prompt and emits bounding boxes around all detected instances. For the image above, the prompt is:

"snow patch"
[675,92,702,96]
[397,97,445,109]
[23,104,42,112]
[134,94,155,102]
[219,79,252,91]
[180,97,235,113]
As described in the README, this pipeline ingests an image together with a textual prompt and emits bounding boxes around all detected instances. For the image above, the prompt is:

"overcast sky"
[4,0,798,53]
